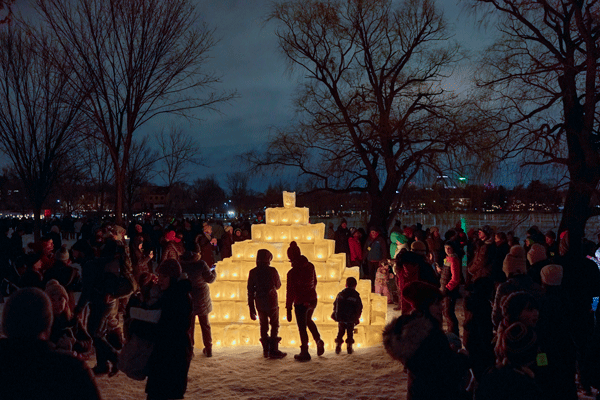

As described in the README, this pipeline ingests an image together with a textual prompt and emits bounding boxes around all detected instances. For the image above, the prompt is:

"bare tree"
[156,126,201,188]
[37,0,237,224]
[0,0,14,24]
[226,172,254,215]
[250,0,483,229]
[124,136,159,219]
[0,26,86,238]
[192,175,226,219]
[468,0,600,255]
[81,135,114,212]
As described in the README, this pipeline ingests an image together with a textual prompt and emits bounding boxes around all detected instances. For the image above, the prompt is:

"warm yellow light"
[271,219,275,223]
[232,273,238,277]
[282,236,287,239]
[240,316,245,320]
[294,219,299,223]
[224,314,230,319]
[307,236,312,240]
[317,254,323,259]
[230,294,235,299]
[357,343,362,348]
[216,294,220,298]
[267,236,272,240]
[232,340,236,345]
[216,340,221,346]
[360,317,364,323]
[282,219,288,223]
[291,340,296,345]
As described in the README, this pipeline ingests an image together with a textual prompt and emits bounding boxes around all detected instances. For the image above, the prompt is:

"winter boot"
[316,339,325,356]
[294,345,311,362]
[269,337,287,359]
[346,338,355,354]
[259,338,270,358]
[202,346,212,357]
[335,338,343,354]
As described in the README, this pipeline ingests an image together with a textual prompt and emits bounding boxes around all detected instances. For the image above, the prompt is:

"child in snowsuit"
[331,277,363,354]
[247,249,286,359]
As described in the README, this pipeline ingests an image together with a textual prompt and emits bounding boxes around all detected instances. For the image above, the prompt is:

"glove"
[286,308,293,323]
[249,306,257,321]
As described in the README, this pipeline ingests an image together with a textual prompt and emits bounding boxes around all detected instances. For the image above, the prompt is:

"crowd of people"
[1,213,600,399]
[373,221,600,400]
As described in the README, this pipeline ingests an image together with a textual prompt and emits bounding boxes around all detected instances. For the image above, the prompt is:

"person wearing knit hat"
[492,247,543,329]
[46,279,93,355]
[410,240,427,257]
[285,241,324,361]
[161,230,184,263]
[401,281,444,316]
[536,263,578,400]
[383,281,469,400]
[146,258,193,400]
[540,264,563,287]
[156,258,182,288]
[526,243,550,285]
[476,322,542,399]
[0,288,101,399]
[248,249,286,359]
[502,245,527,278]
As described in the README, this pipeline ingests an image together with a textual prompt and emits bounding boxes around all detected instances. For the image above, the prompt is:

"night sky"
[10,0,535,191]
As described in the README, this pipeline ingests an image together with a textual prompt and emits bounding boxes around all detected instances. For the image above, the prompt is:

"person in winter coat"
[334,219,351,264]
[161,230,184,263]
[146,259,193,400]
[286,241,325,361]
[131,235,153,280]
[467,225,495,285]
[363,227,389,290]
[462,277,496,382]
[475,322,543,400]
[348,230,363,267]
[0,288,101,400]
[180,251,216,358]
[247,249,286,359]
[492,246,543,329]
[195,224,218,267]
[526,243,550,285]
[383,281,470,400]
[45,280,92,357]
[535,264,578,400]
[438,241,462,336]
[331,277,363,354]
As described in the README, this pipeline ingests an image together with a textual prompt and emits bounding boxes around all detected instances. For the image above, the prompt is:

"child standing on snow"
[374,260,394,303]
[331,277,363,354]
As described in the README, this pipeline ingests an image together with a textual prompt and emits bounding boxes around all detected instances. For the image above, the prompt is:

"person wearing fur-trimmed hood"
[383,281,469,400]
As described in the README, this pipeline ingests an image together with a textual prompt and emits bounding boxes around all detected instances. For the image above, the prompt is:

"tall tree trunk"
[367,194,391,234]
[114,169,125,225]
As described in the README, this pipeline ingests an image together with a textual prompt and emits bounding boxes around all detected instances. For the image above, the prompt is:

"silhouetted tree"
[0,26,86,239]
[469,0,600,255]
[248,0,484,230]
[37,0,237,224]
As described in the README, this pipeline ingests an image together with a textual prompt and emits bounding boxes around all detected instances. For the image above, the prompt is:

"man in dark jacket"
[0,288,101,400]
[334,219,351,264]
[332,277,363,354]
[247,249,286,359]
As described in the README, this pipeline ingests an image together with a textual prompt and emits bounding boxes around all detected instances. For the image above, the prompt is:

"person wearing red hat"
[161,230,183,263]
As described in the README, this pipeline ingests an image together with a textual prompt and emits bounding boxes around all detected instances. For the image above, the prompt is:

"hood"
[383,314,434,366]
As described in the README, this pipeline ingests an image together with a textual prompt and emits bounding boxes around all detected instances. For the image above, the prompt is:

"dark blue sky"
[11,0,535,191]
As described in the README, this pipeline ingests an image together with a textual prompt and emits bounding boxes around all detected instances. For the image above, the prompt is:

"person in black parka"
[146,259,193,400]
[247,249,286,359]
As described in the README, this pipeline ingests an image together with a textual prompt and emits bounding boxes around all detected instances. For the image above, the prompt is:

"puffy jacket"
[286,256,318,309]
